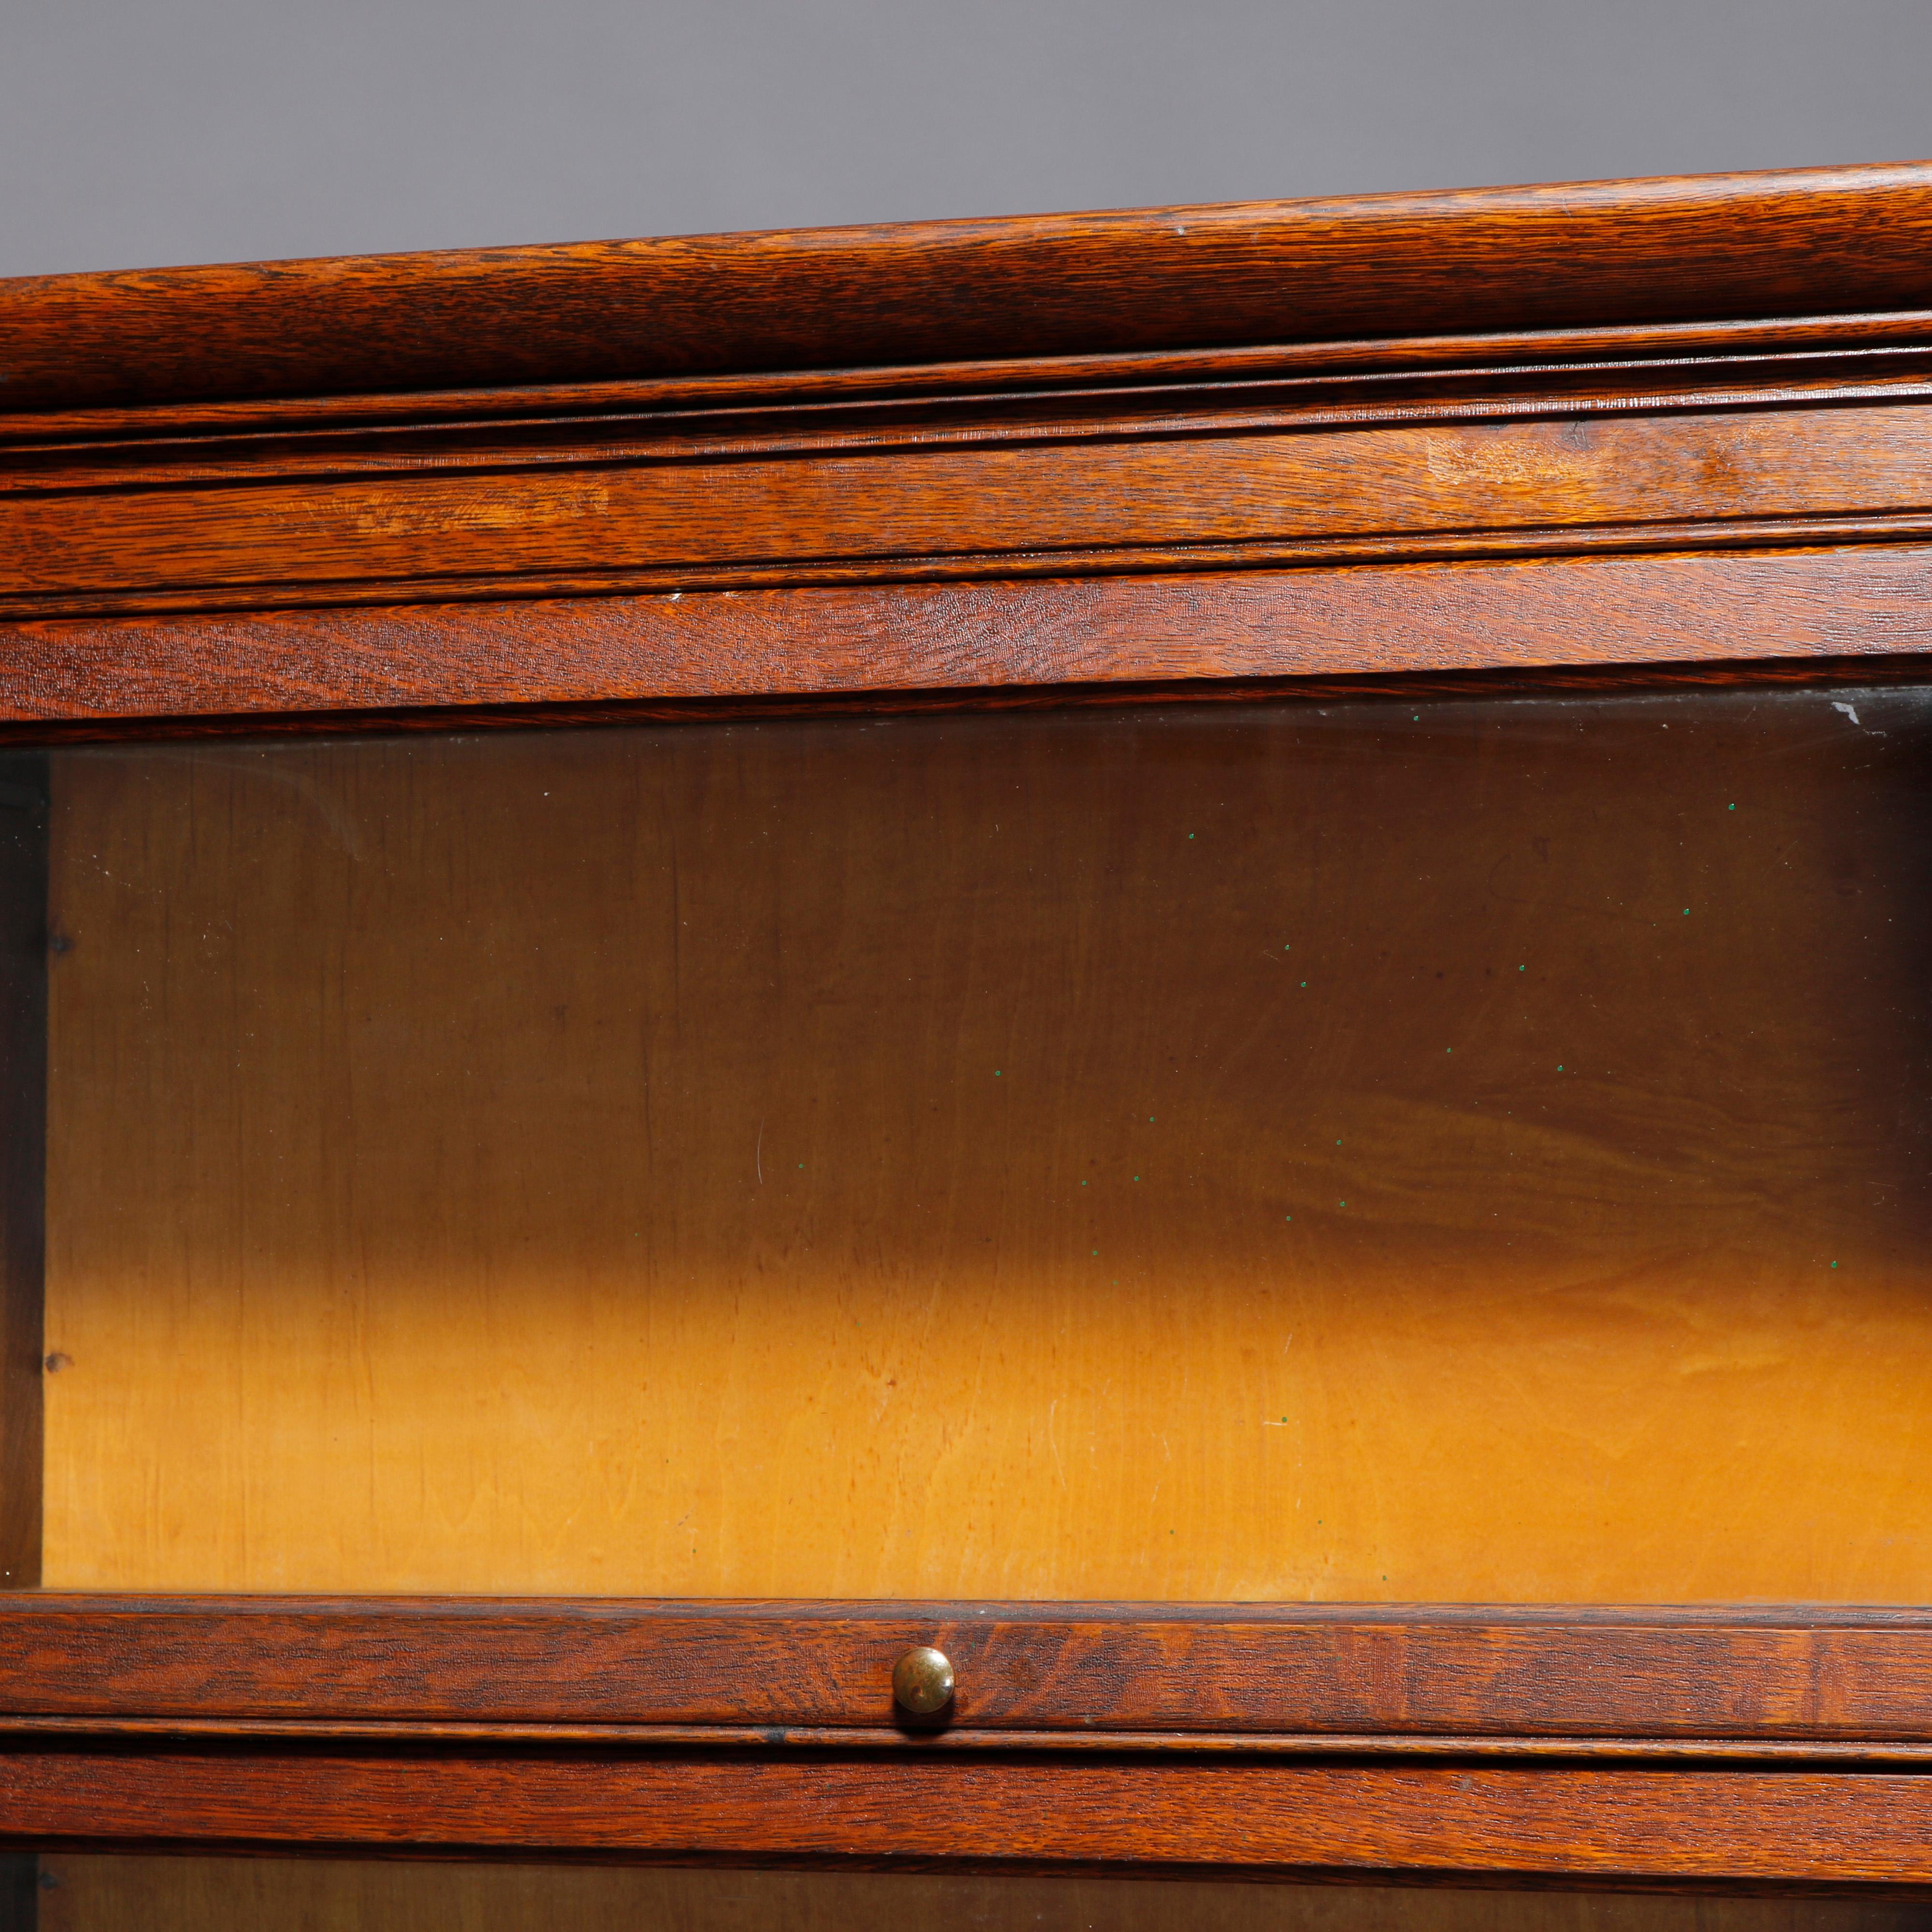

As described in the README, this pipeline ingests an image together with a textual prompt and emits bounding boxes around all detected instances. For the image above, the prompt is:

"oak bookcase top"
[2,161,1931,414]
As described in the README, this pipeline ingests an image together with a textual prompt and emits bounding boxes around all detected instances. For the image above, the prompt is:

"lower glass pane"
[21,1859,1932,1932]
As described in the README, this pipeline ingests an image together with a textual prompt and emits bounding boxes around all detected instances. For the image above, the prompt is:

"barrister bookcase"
[3,162,1932,1928]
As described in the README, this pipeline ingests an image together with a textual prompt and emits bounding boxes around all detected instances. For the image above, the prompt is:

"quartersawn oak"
[10,162,1932,1885]
[8,398,1932,623]
[5,1747,1932,1882]
[2,1603,1932,1881]
[6,166,1932,626]
[9,545,1932,721]
[0,1601,1930,1744]
[5,162,1932,413]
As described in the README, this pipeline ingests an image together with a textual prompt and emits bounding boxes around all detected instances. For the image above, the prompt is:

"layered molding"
[4,166,1932,625]
[0,308,1928,447]
[1,1601,1931,1875]
[2,351,1932,623]
[5,162,1932,415]
[6,546,1932,725]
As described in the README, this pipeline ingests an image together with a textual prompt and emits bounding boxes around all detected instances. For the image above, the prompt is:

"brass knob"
[892,1644,955,1716]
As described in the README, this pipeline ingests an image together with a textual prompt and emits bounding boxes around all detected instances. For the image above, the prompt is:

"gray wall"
[4,0,1931,278]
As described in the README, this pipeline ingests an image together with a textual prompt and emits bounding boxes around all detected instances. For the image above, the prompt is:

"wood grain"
[5,1601,1932,1741]
[35,1857,1932,1931]
[5,164,1932,414]
[6,1748,1932,1880]
[9,340,1929,497]
[7,307,1932,455]
[14,164,1932,1886]
[10,545,1932,723]
[6,400,1932,620]
[37,689,1932,1600]
[0,759,43,1591]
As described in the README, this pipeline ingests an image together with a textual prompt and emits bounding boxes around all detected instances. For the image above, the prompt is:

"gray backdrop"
[4,0,1931,278]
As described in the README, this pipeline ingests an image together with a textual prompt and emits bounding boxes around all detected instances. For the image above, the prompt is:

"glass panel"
[21,683,1932,1597]
[23,1857,1932,1931]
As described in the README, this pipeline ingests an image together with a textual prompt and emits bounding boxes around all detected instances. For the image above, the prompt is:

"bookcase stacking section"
[1,164,1932,1897]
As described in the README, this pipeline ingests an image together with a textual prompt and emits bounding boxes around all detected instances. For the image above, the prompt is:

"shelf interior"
[18,686,1932,1598]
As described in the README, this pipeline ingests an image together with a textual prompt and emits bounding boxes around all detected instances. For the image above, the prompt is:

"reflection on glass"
[19,685,1932,1598]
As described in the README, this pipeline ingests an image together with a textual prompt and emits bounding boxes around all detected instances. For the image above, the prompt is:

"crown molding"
[5,163,1932,417]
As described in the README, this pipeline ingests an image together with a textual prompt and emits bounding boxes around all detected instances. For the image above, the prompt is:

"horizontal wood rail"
[3,1599,1930,1744]
[1,1601,1931,1875]
[4,1750,1932,1883]
[6,546,1932,727]
[5,377,1932,623]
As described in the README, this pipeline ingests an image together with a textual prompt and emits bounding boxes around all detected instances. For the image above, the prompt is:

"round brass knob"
[892,1644,955,1716]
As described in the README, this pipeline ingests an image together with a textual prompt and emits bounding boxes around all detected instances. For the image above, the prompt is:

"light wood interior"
[36,690,1932,1597]
[35,1858,1932,1932]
